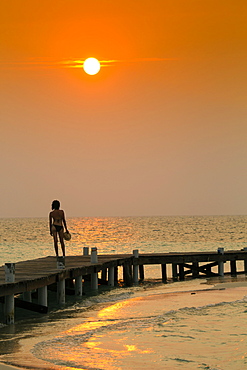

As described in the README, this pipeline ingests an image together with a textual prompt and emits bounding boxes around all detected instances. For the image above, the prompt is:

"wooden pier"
[0,248,247,324]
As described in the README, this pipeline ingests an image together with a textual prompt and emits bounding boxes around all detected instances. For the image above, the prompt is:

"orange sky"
[1,0,247,217]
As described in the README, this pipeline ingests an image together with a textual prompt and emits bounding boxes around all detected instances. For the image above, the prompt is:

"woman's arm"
[62,210,68,232]
[49,213,53,236]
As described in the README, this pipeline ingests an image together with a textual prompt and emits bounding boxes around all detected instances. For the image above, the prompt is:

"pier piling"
[38,286,48,307]
[133,250,139,285]
[57,279,65,304]
[172,263,178,281]
[108,267,115,287]
[75,276,83,296]
[139,265,144,281]
[91,269,98,290]
[161,264,167,283]
[91,248,98,290]
[217,248,224,276]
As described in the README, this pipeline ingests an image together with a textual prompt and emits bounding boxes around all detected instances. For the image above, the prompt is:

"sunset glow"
[1,1,247,218]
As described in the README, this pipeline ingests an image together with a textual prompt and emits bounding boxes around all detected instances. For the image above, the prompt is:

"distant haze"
[1,1,247,218]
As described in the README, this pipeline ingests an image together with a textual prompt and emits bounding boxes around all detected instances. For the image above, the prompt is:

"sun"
[83,58,101,75]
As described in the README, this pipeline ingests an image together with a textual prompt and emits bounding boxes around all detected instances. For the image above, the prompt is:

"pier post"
[108,267,115,287]
[91,269,98,290]
[38,286,48,307]
[123,262,133,287]
[192,262,199,278]
[172,263,178,281]
[57,257,65,269]
[75,276,83,296]
[57,280,65,304]
[217,248,224,276]
[91,248,98,290]
[161,264,167,283]
[139,265,144,281]
[91,247,98,264]
[230,260,237,276]
[4,263,15,324]
[4,295,15,325]
[114,267,118,283]
[133,250,139,286]
[101,269,107,281]
[83,247,89,256]
[178,264,185,280]
[5,263,15,283]
[244,248,247,274]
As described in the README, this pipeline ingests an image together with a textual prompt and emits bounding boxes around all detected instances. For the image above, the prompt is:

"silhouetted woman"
[49,200,69,257]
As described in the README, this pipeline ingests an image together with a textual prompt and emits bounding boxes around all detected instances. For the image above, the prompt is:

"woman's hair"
[51,200,60,210]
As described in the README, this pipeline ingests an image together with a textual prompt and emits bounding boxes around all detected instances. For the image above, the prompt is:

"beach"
[0,278,246,370]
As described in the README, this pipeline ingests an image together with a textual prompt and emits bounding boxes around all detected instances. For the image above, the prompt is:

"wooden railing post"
[57,257,65,269]
[91,247,98,264]
[83,247,89,256]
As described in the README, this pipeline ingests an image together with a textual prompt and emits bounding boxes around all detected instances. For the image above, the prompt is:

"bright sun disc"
[83,58,100,75]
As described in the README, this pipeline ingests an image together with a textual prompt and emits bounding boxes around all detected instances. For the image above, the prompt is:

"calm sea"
[0,216,247,369]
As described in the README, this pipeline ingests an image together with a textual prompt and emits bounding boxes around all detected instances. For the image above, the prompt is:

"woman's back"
[50,209,64,225]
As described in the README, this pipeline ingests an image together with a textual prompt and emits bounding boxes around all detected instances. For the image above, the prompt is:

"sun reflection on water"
[56,297,154,369]
[97,300,132,319]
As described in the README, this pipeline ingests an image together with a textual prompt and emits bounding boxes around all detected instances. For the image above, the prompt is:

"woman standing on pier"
[49,200,69,257]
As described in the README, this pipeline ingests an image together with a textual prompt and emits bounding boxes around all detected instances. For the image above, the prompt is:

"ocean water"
[1,215,247,267]
[0,216,247,369]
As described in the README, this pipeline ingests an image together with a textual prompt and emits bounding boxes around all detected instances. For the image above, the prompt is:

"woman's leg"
[58,229,66,257]
[52,231,59,256]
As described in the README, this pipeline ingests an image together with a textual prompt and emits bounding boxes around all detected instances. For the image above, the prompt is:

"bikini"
[53,219,63,232]
[53,225,63,232]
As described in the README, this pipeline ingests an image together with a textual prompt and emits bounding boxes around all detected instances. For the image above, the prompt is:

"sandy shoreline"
[0,278,246,370]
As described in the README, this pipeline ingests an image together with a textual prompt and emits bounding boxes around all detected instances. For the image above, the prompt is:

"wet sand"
[1,278,246,370]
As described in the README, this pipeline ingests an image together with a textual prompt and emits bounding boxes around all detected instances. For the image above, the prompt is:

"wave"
[31,291,247,369]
